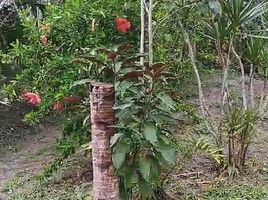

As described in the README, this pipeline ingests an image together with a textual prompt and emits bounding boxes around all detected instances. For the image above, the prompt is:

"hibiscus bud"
[63,96,81,104]
[53,101,64,112]
[40,35,48,45]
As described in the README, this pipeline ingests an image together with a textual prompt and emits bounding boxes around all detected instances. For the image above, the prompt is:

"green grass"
[8,182,92,200]
[4,174,92,200]
[202,184,268,200]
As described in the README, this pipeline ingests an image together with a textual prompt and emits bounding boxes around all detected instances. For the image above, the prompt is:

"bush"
[1,0,139,123]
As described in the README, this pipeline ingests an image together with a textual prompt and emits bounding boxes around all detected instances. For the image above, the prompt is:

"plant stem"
[249,64,255,108]
[232,46,247,110]
[179,21,217,139]
[140,0,145,66]
[148,0,153,65]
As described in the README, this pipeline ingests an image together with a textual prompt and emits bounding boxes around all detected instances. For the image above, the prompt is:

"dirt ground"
[0,102,60,199]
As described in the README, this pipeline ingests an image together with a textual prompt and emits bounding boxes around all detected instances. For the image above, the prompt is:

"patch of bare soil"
[0,102,60,199]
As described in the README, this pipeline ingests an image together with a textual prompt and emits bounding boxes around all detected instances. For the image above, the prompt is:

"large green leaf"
[157,143,176,166]
[139,158,151,181]
[110,133,123,147]
[156,92,176,110]
[160,149,176,164]
[149,156,161,182]
[112,152,125,169]
[138,178,153,199]
[112,143,129,169]
[143,123,158,145]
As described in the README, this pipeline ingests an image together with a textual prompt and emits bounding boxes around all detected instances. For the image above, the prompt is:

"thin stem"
[179,21,217,139]
[140,0,145,66]
[148,0,153,65]
[218,38,233,115]
[249,64,255,108]
[142,0,149,13]
[232,46,247,110]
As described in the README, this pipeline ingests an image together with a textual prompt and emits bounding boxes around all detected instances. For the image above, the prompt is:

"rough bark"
[90,83,119,200]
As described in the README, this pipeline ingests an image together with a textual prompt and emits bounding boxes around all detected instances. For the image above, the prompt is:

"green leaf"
[117,80,134,94]
[113,102,133,110]
[115,62,122,73]
[209,0,222,15]
[124,167,136,186]
[74,55,106,65]
[156,92,176,110]
[157,143,176,166]
[144,123,158,145]
[70,79,91,88]
[112,143,129,169]
[149,156,161,182]
[138,178,153,199]
[110,133,123,147]
[139,158,151,180]
[160,149,176,165]
[112,152,125,170]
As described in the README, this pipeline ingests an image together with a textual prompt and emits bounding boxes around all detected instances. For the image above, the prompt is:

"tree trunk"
[90,83,120,200]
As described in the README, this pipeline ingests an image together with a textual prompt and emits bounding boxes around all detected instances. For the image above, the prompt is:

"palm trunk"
[90,83,119,200]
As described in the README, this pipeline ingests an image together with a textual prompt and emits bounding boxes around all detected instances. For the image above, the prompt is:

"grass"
[2,150,93,200]
[7,181,92,200]
[202,184,268,200]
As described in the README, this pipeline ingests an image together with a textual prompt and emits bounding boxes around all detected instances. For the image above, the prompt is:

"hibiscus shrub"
[0,0,139,160]
[1,0,138,118]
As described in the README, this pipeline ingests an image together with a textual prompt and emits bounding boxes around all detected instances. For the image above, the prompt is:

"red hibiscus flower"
[63,96,81,104]
[53,101,64,112]
[40,35,48,45]
[21,92,41,106]
[115,17,131,33]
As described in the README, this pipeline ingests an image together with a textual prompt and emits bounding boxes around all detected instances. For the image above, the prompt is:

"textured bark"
[90,83,119,200]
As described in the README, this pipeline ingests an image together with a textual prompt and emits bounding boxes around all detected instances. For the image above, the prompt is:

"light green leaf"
[112,152,125,170]
[159,149,176,165]
[144,123,158,145]
[115,62,122,73]
[110,133,123,147]
[71,79,91,88]
[139,158,151,180]
[156,92,176,110]
[113,102,133,110]
[112,143,129,169]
